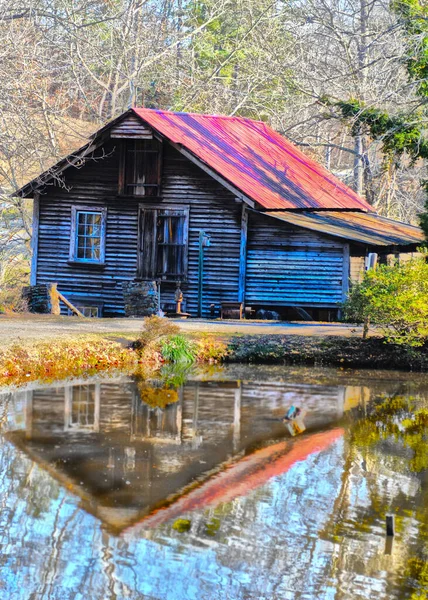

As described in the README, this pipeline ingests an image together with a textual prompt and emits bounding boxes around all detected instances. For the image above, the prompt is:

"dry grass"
[0,338,143,388]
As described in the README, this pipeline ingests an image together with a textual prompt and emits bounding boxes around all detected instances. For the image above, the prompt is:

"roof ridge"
[133,106,265,125]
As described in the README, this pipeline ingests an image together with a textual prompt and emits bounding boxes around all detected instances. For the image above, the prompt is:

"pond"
[0,365,427,600]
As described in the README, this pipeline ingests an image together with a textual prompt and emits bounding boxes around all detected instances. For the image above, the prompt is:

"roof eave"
[11,111,135,198]
[264,210,424,247]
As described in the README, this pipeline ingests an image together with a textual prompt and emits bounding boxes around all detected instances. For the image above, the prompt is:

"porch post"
[30,193,40,286]
[238,204,248,304]
[341,243,350,301]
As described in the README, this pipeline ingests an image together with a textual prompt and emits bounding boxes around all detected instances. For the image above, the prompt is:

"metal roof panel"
[133,108,373,211]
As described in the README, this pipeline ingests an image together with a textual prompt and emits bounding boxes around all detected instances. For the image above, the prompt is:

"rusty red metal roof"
[265,210,424,246]
[132,108,372,211]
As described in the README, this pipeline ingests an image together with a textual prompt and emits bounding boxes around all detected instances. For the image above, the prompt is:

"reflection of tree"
[137,381,179,410]
[320,394,428,599]
[351,395,428,473]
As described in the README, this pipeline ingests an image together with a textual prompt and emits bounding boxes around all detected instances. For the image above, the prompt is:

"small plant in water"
[172,518,191,533]
[160,363,194,387]
[160,335,197,364]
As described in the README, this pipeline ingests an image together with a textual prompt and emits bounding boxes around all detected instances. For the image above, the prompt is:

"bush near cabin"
[344,257,428,346]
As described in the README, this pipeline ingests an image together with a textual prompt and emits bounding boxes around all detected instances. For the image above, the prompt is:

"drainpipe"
[198,231,210,317]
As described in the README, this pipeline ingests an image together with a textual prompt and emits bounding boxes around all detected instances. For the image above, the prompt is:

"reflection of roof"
[132,108,372,211]
[129,428,344,532]
[265,210,424,247]
[7,427,343,535]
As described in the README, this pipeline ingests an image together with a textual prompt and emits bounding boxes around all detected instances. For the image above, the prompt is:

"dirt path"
[0,315,363,347]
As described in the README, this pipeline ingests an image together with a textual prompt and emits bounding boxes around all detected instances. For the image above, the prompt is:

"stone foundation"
[22,283,61,315]
[122,281,158,317]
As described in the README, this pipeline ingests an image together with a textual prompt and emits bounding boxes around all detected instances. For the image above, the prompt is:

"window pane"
[86,237,97,251]
[71,385,96,427]
[87,213,101,226]
[75,211,103,262]
[157,215,184,244]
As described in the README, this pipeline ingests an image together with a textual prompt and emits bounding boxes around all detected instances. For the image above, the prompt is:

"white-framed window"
[69,206,107,264]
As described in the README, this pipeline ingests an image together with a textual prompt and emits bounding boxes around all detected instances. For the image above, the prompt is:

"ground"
[0,315,364,348]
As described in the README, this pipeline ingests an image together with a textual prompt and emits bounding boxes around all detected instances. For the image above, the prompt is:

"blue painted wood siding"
[246,212,345,307]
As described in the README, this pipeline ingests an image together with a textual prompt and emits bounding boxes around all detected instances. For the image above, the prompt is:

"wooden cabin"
[14,108,424,318]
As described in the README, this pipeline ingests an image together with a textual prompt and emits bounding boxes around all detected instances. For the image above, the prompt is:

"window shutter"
[138,208,158,279]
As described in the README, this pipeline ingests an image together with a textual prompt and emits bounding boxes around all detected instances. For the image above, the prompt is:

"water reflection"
[0,366,426,600]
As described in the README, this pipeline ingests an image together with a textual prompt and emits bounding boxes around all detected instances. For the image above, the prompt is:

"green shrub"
[344,258,428,346]
[160,334,197,363]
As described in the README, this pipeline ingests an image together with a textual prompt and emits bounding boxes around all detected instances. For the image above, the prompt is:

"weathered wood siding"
[157,145,241,316]
[246,212,346,307]
[110,114,153,139]
[36,141,138,316]
[35,139,242,317]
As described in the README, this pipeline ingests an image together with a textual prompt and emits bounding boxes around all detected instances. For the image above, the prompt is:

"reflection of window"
[120,139,161,196]
[64,384,100,432]
[138,206,189,280]
[69,206,106,264]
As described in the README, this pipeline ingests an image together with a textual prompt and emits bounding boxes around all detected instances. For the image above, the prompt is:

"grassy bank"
[0,339,143,388]
[0,330,228,389]
[226,335,428,371]
[1,327,427,389]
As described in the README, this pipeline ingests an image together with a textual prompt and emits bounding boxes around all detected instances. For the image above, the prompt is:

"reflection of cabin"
[6,376,368,532]
[14,108,424,319]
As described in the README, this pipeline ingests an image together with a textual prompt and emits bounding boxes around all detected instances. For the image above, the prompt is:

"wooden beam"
[238,204,248,303]
[169,141,255,209]
[30,193,40,285]
[57,291,85,318]
[198,231,205,318]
